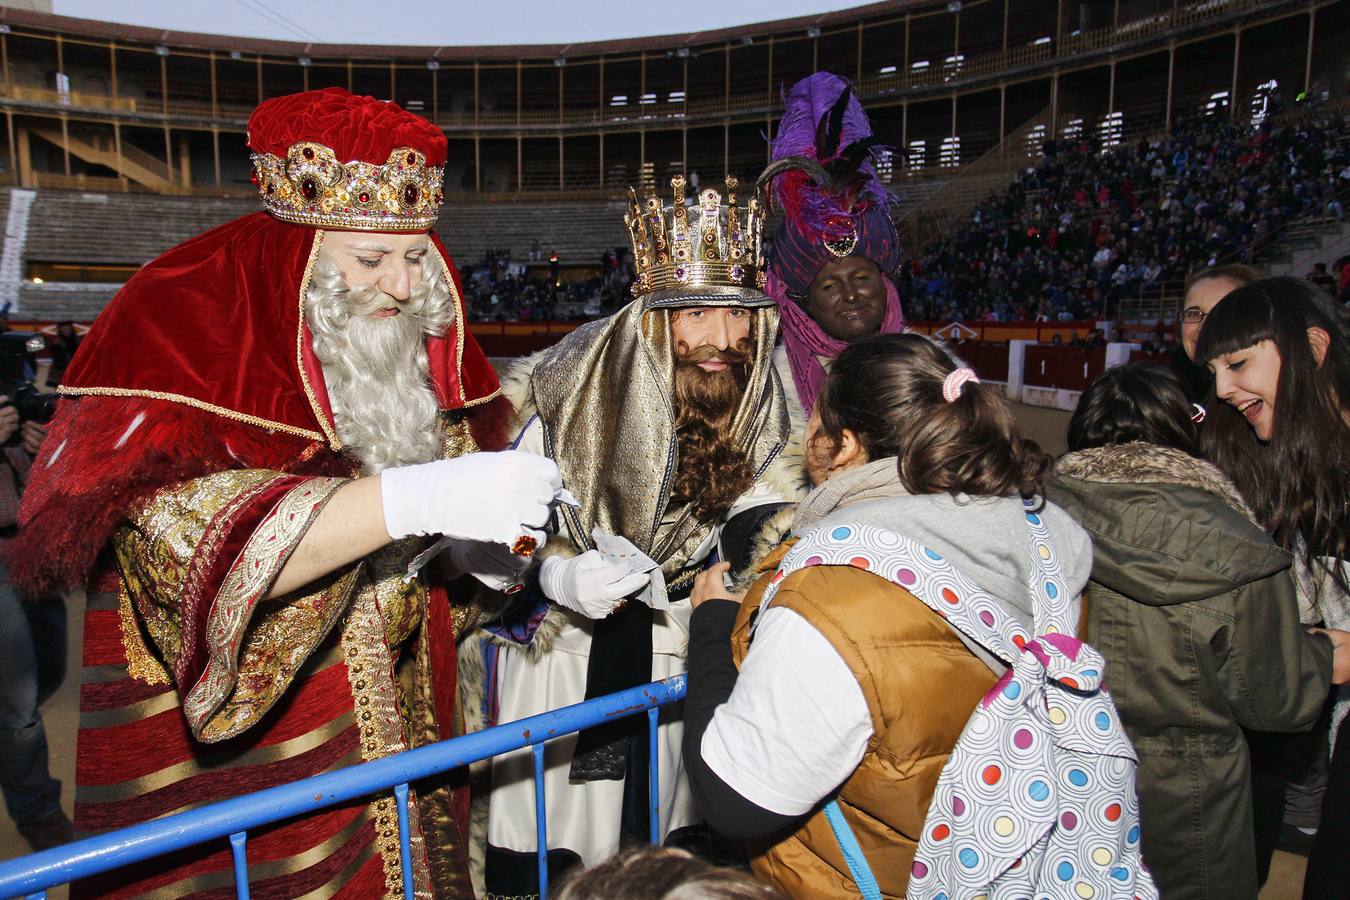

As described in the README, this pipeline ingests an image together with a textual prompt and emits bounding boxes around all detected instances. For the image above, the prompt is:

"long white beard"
[304,254,454,473]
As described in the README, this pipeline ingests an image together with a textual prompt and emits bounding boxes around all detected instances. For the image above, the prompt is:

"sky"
[53,0,868,46]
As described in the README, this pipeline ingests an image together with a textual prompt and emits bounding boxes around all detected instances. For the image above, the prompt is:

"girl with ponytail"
[682,333,1152,898]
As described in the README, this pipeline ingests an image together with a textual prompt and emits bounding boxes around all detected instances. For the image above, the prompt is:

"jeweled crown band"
[625,175,766,300]
[251,141,445,232]
[641,262,767,294]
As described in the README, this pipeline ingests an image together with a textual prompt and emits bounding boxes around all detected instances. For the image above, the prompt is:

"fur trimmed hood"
[1055,442,1257,524]
[1051,442,1290,607]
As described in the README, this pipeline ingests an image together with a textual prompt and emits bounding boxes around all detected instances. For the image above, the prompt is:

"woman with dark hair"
[682,333,1153,898]
[1170,263,1262,404]
[1196,277,1350,897]
[1050,363,1341,900]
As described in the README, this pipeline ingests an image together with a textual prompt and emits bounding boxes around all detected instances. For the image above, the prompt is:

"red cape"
[11,213,510,594]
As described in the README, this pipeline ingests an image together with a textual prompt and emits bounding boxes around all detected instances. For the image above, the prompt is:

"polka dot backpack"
[757,499,1157,900]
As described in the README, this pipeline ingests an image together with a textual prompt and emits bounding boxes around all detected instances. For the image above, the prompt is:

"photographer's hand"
[20,420,47,456]
[0,396,16,445]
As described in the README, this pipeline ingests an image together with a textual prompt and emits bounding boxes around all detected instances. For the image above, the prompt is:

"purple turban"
[763,72,902,297]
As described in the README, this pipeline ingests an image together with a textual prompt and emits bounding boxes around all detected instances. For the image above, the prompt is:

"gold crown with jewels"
[250,141,445,231]
[625,175,767,299]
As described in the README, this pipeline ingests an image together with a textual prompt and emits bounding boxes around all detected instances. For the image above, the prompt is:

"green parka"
[1050,442,1333,900]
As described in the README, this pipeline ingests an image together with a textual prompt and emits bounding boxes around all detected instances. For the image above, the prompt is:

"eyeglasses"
[1180,307,1208,324]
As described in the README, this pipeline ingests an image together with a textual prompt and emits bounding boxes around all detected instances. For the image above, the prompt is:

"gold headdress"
[250,141,445,232]
[625,175,768,302]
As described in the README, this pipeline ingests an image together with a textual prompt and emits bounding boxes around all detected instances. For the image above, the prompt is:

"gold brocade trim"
[451,604,472,640]
[182,476,348,740]
[457,386,502,410]
[440,413,479,459]
[435,241,468,394]
[341,586,434,899]
[117,580,170,686]
[56,385,326,441]
[296,230,345,450]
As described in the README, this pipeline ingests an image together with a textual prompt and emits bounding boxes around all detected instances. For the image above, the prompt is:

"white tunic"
[487,415,788,867]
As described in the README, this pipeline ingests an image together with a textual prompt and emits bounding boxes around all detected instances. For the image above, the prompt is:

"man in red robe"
[7,88,558,898]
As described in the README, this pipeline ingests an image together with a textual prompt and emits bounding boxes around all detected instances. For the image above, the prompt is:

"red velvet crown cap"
[248,87,448,166]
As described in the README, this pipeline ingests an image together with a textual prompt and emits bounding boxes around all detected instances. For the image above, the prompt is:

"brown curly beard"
[668,343,755,522]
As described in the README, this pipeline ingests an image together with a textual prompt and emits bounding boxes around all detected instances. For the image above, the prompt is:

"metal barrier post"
[647,706,660,845]
[228,831,250,900]
[394,783,415,899]
[533,743,549,898]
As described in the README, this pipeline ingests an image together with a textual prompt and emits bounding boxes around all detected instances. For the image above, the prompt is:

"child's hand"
[691,562,743,610]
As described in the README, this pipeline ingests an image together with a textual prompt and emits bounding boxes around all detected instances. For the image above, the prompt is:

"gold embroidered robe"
[73,424,477,899]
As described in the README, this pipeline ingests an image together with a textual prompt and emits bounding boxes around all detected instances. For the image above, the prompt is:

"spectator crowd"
[460,246,635,322]
[899,110,1350,325]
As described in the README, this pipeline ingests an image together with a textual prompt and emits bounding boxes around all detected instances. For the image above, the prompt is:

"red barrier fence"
[1023,345,1109,392]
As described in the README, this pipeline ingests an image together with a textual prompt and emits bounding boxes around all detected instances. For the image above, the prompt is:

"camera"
[0,332,59,435]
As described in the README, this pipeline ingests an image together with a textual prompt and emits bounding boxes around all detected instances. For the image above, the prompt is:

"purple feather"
[769,72,887,237]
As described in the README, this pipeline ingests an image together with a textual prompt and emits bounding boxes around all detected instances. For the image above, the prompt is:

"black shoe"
[16,810,75,853]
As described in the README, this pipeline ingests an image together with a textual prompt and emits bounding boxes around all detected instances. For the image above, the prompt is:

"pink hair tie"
[942,367,980,403]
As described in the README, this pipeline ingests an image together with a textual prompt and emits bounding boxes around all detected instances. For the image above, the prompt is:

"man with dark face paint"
[804,255,890,342]
[760,72,907,420]
[463,176,806,897]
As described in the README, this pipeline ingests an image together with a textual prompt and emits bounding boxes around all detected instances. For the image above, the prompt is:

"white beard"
[304,253,454,473]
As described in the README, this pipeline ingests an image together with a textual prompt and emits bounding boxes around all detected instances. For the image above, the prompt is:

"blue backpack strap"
[823,800,882,900]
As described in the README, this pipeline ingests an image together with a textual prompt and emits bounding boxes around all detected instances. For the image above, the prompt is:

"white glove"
[380,451,562,547]
[449,539,531,592]
[539,551,651,619]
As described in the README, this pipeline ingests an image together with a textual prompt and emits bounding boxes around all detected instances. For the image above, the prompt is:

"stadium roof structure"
[1,1,926,60]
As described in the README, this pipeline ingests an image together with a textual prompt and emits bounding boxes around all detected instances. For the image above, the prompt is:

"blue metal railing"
[0,674,689,900]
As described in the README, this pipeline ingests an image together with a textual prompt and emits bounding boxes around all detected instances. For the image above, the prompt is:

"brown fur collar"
[1056,442,1257,525]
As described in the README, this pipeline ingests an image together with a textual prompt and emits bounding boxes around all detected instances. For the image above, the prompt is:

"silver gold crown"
[625,176,767,299]
[251,141,445,232]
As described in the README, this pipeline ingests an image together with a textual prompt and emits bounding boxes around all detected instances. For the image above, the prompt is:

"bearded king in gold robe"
[468,177,807,897]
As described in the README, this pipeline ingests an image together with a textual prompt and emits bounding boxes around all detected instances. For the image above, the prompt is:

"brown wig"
[1183,262,1262,296]
[553,846,787,899]
[1067,363,1197,453]
[814,332,1052,502]
[668,342,755,522]
[1196,276,1350,598]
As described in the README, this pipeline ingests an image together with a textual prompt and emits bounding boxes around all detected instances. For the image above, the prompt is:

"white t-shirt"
[700,605,872,817]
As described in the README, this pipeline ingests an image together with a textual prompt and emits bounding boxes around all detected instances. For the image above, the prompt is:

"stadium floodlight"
[0,25,11,35]
[553,57,567,67]
[879,65,897,76]
[154,45,171,57]
[740,36,754,46]
[947,1,962,11]
[1033,36,1051,46]
[297,56,312,67]
[676,47,691,58]
[806,26,821,38]
[230,50,244,60]
[426,59,440,71]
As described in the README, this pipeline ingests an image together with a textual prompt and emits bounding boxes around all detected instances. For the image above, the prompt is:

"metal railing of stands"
[0,675,688,900]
